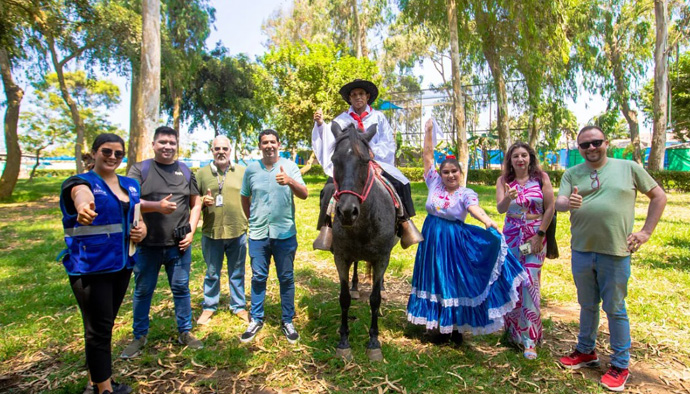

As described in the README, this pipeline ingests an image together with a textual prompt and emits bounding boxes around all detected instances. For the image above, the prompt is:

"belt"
[506,213,542,220]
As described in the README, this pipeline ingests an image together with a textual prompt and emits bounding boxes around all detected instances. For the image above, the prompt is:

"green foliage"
[261,40,381,149]
[183,45,269,142]
[22,71,124,152]
[648,170,690,192]
[641,50,690,141]
[588,108,629,140]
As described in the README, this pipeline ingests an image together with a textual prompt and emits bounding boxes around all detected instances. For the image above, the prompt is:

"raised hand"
[77,201,98,225]
[276,165,291,186]
[202,188,214,207]
[314,109,324,126]
[159,193,177,214]
[568,186,582,210]
[505,183,518,200]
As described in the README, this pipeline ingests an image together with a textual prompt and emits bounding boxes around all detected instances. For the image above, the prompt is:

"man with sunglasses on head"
[121,126,204,359]
[555,125,666,392]
[195,136,249,326]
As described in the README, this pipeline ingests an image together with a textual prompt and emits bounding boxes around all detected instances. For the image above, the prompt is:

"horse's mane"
[334,124,372,161]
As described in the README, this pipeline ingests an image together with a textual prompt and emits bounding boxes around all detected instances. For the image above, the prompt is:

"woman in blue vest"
[60,133,146,394]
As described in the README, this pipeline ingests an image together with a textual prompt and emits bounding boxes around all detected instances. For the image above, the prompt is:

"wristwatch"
[537,230,546,237]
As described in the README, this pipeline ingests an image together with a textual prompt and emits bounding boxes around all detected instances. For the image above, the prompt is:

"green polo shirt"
[196,164,248,240]
[558,158,659,256]
[240,157,305,240]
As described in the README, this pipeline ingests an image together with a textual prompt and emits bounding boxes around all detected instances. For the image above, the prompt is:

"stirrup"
[399,220,423,249]
[313,225,333,251]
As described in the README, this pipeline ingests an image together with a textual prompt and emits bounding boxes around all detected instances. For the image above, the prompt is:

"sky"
[4,0,650,154]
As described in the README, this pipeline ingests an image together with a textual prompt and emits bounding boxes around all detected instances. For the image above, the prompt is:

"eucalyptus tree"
[26,0,139,173]
[0,0,29,198]
[160,0,215,132]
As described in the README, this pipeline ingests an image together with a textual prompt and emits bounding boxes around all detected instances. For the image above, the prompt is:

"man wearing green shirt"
[196,136,249,325]
[239,129,308,344]
[556,125,666,392]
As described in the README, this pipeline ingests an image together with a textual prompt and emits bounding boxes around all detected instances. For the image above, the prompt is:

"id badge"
[215,194,224,207]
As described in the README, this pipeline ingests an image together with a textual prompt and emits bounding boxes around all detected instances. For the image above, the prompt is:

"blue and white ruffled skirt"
[406,214,528,335]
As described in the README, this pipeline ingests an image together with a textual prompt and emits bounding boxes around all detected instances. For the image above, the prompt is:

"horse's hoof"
[336,347,353,361]
[350,290,360,299]
[366,348,383,362]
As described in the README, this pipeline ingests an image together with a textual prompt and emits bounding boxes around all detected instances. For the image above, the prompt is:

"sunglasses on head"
[579,139,605,150]
[100,148,125,159]
[213,146,230,152]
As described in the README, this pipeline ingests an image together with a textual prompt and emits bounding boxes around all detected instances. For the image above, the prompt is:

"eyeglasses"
[579,139,605,150]
[590,170,600,190]
[213,147,230,152]
[100,148,125,159]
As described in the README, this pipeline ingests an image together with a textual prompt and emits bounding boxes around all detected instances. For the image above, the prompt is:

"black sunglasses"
[213,146,230,152]
[579,139,605,150]
[100,148,125,159]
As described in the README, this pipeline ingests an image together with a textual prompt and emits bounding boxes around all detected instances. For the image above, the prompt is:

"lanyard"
[211,162,228,194]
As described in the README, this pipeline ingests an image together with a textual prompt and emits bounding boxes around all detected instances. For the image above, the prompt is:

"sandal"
[523,347,537,360]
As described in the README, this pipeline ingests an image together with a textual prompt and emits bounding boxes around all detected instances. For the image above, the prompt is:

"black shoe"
[281,321,300,344]
[93,380,132,394]
[240,319,264,343]
[450,331,464,345]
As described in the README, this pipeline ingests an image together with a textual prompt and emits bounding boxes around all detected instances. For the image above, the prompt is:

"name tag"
[215,194,223,207]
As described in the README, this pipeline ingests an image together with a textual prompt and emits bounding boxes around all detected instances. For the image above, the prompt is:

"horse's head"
[331,122,377,226]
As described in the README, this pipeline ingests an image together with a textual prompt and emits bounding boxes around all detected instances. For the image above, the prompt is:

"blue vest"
[59,172,141,275]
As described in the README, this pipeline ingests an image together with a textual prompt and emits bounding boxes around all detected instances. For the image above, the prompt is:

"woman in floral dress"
[495,142,555,359]
[406,119,527,341]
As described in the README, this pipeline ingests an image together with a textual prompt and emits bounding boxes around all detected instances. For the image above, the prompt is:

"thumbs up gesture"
[275,165,291,186]
[505,183,518,200]
[159,193,177,214]
[202,188,214,207]
[77,200,98,225]
[569,186,582,210]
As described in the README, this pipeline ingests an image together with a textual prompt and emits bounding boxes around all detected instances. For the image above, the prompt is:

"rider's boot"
[313,224,333,251]
[399,218,423,249]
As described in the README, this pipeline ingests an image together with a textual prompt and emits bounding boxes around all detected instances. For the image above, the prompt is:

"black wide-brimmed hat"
[339,79,378,105]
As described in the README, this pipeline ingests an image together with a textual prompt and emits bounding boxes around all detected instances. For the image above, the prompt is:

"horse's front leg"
[350,261,360,300]
[335,257,353,361]
[367,258,389,361]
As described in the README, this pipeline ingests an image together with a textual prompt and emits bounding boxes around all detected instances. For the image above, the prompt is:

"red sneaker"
[559,349,600,369]
[600,366,630,392]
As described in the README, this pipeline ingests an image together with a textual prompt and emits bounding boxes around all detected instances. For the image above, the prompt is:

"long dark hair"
[501,141,542,183]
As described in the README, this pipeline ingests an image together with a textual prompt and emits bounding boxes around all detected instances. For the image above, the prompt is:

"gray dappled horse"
[330,122,398,361]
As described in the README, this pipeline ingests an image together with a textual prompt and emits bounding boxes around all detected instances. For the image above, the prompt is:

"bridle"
[333,161,376,204]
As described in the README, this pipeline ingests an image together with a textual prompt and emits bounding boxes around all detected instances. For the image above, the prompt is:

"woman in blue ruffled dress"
[406,119,528,341]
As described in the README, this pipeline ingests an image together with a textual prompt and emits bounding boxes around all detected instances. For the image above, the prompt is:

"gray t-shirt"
[128,160,199,247]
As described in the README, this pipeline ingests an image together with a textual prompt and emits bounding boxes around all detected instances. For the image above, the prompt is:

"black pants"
[69,268,132,383]
[317,173,416,230]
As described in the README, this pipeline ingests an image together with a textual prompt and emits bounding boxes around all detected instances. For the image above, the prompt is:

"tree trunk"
[300,151,316,175]
[447,0,468,186]
[127,65,141,173]
[649,0,668,170]
[608,31,642,164]
[0,47,23,200]
[172,89,182,132]
[133,0,161,164]
[29,147,45,181]
[351,0,362,58]
[488,56,510,153]
[47,38,86,173]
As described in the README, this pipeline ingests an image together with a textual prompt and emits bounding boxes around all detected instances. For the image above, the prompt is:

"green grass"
[0,176,688,393]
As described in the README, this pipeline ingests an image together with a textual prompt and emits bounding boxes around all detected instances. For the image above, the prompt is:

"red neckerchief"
[349,106,370,131]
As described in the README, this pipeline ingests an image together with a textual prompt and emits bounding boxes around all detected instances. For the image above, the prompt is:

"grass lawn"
[0,175,688,393]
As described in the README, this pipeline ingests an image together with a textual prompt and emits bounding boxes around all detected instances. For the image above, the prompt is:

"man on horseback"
[312,79,422,250]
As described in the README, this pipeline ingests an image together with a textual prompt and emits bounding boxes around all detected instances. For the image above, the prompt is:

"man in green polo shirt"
[239,129,308,344]
[196,136,249,325]
[556,125,666,392]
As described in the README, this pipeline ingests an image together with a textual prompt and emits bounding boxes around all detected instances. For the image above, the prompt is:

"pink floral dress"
[503,178,546,348]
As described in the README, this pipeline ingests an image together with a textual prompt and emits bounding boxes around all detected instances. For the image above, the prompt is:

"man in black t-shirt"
[120,126,204,359]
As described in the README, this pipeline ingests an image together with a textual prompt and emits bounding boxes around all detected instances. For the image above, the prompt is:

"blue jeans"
[132,246,193,338]
[201,234,247,312]
[571,250,631,369]
[248,236,297,324]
